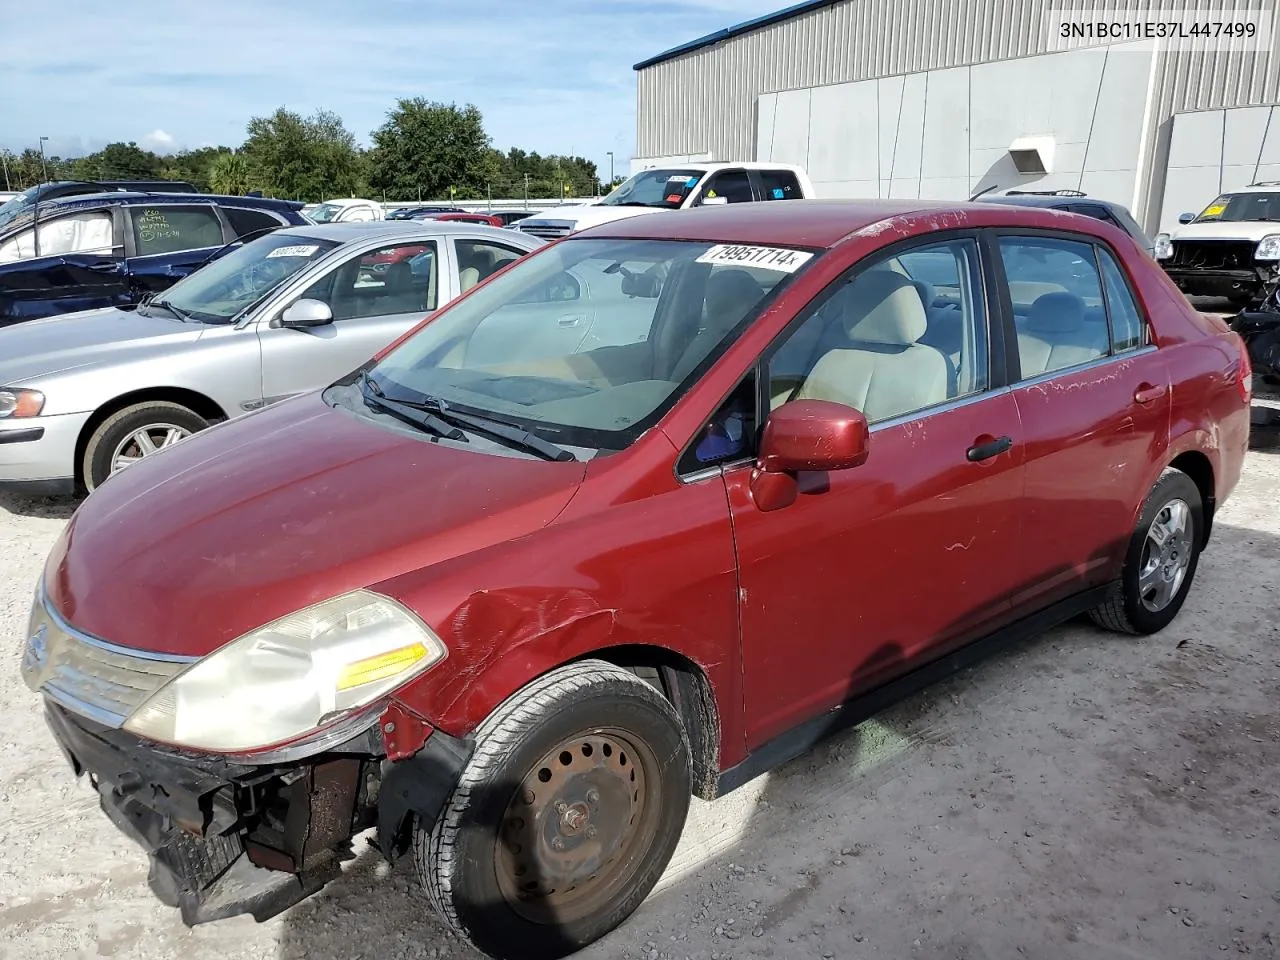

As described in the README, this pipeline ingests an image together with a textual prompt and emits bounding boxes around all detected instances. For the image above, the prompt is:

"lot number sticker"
[696,244,814,273]
[266,244,322,259]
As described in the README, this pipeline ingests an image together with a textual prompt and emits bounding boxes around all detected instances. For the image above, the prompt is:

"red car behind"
[22,200,1250,960]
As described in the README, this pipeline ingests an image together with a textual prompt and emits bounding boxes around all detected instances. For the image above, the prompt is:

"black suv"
[0,191,309,327]
[976,189,1155,257]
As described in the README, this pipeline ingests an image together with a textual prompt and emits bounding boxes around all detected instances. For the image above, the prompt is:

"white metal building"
[632,0,1280,234]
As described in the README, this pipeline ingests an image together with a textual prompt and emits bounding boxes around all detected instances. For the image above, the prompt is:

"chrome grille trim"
[21,587,196,729]
[517,220,574,239]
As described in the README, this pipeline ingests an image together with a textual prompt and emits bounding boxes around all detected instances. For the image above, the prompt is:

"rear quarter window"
[222,207,285,237]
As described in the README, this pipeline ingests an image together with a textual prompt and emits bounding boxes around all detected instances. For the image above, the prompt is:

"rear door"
[124,203,229,300]
[256,238,443,403]
[995,229,1169,616]
[0,207,129,323]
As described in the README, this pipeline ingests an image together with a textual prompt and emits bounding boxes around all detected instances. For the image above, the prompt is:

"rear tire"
[1089,468,1203,635]
[82,402,208,492]
[416,660,691,960]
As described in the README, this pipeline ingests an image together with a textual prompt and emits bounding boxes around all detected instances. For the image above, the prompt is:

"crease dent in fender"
[437,586,619,718]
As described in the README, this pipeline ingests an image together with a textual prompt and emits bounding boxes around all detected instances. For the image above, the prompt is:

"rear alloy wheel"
[417,660,691,960]
[1090,468,1204,635]
[82,401,209,491]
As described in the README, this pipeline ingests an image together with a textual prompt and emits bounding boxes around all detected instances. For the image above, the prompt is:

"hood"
[536,205,668,231]
[44,394,587,657]
[0,306,197,387]
[1170,220,1280,242]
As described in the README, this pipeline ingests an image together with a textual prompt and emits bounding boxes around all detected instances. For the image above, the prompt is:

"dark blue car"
[0,191,309,327]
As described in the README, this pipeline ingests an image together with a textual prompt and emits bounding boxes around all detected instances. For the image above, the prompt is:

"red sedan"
[428,211,506,227]
[23,200,1251,959]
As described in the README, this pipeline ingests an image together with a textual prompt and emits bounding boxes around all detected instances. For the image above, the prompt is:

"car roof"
[635,161,806,174]
[981,193,1128,212]
[578,198,1112,247]
[24,191,301,215]
[1216,183,1280,193]
[270,220,543,244]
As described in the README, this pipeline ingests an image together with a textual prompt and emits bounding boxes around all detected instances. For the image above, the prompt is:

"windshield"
[155,232,339,323]
[0,185,42,229]
[306,203,343,223]
[357,236,816,453]
[598,169,705,209]
[1194,192,1280,222]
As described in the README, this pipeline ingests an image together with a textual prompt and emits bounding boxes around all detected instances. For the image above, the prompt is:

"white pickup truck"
[514,162,815,239]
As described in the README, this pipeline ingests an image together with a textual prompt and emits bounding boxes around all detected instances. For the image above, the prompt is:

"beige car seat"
[1016,292,1109,377]
[794,271,951,422]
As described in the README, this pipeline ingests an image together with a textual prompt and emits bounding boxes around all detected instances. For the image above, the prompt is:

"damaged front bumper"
[42,699,470,925]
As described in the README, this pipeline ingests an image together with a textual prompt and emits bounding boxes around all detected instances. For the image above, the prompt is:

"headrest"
[842,270,927,345]
[909,279,935,309]
[705,269,764,323]
[1026,291,1085,333]
[384,261,413,288]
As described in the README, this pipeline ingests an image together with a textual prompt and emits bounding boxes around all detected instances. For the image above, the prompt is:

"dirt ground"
[2,432,1279,960]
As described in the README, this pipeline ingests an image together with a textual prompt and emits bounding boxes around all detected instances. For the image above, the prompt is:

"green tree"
[241,107,363,201]
[163,146,236,191]
[71,142,165,181]
[368,99,494,201]
[488,147,600,199]
[208,152,253,195]
[3,148,72,188]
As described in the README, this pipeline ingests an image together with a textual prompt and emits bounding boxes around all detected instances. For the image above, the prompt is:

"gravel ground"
[2,431,1279,960]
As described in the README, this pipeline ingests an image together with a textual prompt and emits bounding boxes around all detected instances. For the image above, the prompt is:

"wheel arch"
[583,644,722,801]
[74,387,229,486]
[1167,449,1216,547]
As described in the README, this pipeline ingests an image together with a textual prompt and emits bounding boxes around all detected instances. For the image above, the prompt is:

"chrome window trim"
[1012,344,1157,392]
[868,386,1011,434]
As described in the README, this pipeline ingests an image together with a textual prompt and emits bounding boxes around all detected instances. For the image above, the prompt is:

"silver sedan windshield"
[161,233,339,323]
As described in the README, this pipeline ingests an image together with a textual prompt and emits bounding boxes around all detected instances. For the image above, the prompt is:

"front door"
[994,232,1171,615]
[257,239,443,404]
[0,208,128,324]
[726,235,1027,749]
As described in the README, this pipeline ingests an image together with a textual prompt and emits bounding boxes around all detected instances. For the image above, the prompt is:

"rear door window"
[699,169,754,204]
[131,206,226,256]
[756,169,803,201]
[222,207,285,237]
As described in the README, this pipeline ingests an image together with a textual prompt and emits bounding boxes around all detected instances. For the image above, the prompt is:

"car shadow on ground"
[275,517,1280,960]
[0,490,79,521]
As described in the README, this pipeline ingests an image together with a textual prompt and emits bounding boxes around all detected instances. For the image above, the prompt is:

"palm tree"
[209,152,252,195]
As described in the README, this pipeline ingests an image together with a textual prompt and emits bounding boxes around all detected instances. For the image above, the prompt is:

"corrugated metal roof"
[632,0,845,70]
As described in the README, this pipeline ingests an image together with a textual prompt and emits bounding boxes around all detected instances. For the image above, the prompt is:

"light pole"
[38,136,49,182]
[607,151,614,189]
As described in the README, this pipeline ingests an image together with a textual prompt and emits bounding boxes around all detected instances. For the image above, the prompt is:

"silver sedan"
[0,220,544,494]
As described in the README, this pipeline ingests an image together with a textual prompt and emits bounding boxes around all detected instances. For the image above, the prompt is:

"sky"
[0,0,785,173]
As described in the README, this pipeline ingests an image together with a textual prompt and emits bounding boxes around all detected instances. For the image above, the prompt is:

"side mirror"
[759,399,870,472]
[280,298,334,328]
[751,400,869,512]
[1179,212,1195,224]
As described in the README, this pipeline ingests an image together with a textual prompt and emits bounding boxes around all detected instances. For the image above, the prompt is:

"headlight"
[1154,234,1173,260]
[1257,235,1280,261]
[123,590,446,754]
[0,388,45,418]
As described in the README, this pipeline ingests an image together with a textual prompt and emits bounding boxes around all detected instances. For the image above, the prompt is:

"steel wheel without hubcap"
[1137,498,1193,612]
[110,423,192,473]
[495,728,658,926]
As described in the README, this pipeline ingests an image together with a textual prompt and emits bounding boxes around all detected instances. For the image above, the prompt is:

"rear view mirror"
[280,298,334,328]
[750,399,869,511]
[1179,212,1195,224]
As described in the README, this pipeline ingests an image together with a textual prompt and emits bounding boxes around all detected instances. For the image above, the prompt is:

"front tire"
[416,660,691,960]
[82,401,208,491]
[1090,468,1204,635]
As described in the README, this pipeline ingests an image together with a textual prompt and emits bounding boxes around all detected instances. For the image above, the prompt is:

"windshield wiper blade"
[150,298,192,322]
[358,372,466,441]
[377,386,575,462]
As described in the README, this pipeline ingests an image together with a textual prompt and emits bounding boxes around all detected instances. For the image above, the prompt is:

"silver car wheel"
[110,423,192,474]
[1137,498,1193,613]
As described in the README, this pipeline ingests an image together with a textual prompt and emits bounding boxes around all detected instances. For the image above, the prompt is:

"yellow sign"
[1202,201,1226,217]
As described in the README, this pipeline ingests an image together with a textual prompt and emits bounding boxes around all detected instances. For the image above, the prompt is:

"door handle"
[1134,383,1167,404]
[86,262,121,273]
[967,435,1013,462]
[558,315,584,327]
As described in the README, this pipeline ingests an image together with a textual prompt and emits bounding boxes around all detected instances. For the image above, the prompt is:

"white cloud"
[141,129,178,153]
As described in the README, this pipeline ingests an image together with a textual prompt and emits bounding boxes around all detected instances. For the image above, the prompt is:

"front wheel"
[1090,468,1204,635]
[416,660,692,960]
[82,401,208,492]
